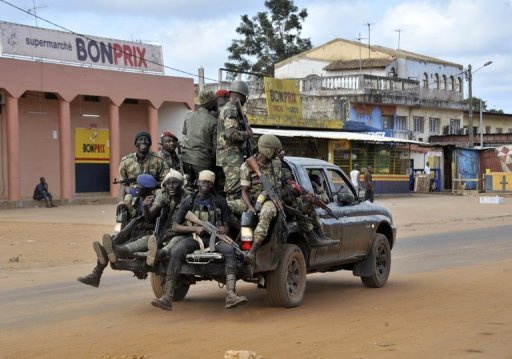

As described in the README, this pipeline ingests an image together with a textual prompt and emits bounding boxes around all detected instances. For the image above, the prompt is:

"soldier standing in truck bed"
[216,80,253,205]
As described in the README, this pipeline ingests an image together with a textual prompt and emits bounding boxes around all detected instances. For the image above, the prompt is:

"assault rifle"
[113,178,137,186]
[185,211,245,257]
[245,157,290,232]
[303,191,339,220]
[153,206,169,246]
[283,203,313,223]
[113,214,144,245]
[235,99,253,159]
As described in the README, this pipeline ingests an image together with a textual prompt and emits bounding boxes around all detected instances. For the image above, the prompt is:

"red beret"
[215,89,229,98]
[161,131,178,140]
[287,179,302,195]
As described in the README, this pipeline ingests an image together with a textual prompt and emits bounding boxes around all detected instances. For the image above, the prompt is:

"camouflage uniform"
[216,100,251,200]
[119,151,168,213]
[159,149,183,174]
[239,158,282,242]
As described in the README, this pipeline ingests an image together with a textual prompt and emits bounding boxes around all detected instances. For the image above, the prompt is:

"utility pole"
[479,99,483,148]
[467,64,473,147]
[357,32,367,74]
[367,23,371,75]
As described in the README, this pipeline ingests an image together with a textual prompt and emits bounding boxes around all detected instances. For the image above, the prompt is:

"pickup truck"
[112,156,396,308]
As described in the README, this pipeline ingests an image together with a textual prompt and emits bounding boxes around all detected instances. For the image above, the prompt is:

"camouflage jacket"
[119,151,167,183]
[159,149,183,174]
[240,158,282,202]
[216,101,250,167]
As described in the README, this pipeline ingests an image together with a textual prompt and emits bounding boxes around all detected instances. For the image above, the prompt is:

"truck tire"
[361,234,391,288]
[266,244,306,308]
[150,272,190,301]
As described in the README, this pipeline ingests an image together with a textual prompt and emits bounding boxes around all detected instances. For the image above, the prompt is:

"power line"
[0,0,220,82]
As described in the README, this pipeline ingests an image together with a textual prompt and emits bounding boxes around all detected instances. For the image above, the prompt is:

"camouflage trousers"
[222,164,241,200]
[227,198,247,217]
[253,200,277,243]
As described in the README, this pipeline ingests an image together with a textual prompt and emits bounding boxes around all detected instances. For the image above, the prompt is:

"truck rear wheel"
[266,244,306,308]
[150,272,190,301]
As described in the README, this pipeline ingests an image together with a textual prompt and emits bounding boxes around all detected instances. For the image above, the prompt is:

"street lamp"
[466,60,493,147]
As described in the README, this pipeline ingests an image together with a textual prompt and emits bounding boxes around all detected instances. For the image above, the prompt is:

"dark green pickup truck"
[112,156,396,308]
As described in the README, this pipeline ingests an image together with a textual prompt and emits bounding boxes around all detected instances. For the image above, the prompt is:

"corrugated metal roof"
[252,128,427,145]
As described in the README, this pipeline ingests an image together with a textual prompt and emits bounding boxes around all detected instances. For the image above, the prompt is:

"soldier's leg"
[302,210,339,247]
[215,241,248,308]
[223,165,242,201]
[77,241,108,287]
[123,235,150,255]
[151,236,199,311]
[245,201,277,264]
[147,234,187,266]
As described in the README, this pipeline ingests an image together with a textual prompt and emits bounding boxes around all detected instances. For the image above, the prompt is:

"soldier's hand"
[248,206,256,213]
[217,226,227,235]
[246,127,253,138]
[143,195,155,206]
[303,193,315,203]
[195,226,206,236]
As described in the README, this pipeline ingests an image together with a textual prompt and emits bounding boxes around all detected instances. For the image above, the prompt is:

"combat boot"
[146,235,163,266]
[93,241,108,266]
[243,242,260,265]
[225,274,248,309]
[102,233,128,263]
[77,263,105,288]
[151,280,174,311]
[306,230,340,247]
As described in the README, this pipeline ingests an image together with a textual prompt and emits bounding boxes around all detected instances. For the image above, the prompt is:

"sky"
[1,0,511,113]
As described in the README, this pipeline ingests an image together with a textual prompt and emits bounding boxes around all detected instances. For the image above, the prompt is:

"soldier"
[151,170,248,311]
[159,131,182,173]
[309,174,330,203]
[103,170,188,266]
[181,90,218,188]
[239,134,283,264]
[119,131,168,217]
[282,179,339,247]
[212,89,230,193]
[216,80,254,202]
[77,174,159,288]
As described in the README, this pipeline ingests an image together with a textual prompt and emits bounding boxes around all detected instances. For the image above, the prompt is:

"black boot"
[77,262,105,288]
[243,241,260,265]
[102,233,128,263]
[225,274,248,309]
[151,279,174,311]
[307,230,340,247]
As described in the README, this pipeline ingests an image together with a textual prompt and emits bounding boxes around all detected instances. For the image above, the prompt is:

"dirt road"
[1,194,511,358]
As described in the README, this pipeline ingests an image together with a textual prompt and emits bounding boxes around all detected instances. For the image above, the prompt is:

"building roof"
[275,38,462,70]
[324,58,391,71]
[253,127,427,145]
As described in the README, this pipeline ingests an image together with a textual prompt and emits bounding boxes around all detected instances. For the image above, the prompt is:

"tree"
[225,0,312,78]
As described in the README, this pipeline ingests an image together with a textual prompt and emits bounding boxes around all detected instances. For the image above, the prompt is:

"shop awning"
[252,128,427,145]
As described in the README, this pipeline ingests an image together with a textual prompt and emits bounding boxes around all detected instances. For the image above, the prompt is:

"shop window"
[429,118,440,134]
[382,115,394,130]
[422,73,428,88]
[413,116,424,133]
[394,116,407,131]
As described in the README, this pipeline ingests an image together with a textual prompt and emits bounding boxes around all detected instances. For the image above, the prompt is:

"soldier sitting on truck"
[281,180,339,247]
[151,170,248,311]
[77,174,159,288]
[103,170,188,266]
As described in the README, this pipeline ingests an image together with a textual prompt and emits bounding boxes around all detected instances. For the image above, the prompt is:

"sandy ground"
[0,193,511,358]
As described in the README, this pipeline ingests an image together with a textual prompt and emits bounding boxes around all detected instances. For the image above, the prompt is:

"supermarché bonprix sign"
[0,21,164,73]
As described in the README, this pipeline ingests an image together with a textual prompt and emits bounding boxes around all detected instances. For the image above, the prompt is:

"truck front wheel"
[266,244,306,308]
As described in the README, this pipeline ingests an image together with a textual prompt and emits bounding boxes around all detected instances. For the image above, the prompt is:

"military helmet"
[228,80,250,97]
[258,134,282,159]
[198,90,216,105]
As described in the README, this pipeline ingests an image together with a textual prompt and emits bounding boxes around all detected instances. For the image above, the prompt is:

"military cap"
[198,170,215,183]
[137,174,157,189]
[215,89,229,98]
[161,169,184,188]
[161,131,178,141]
[134,131,152,146]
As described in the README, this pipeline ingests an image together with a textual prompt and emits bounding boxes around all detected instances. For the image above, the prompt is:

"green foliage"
[225,0,312,78]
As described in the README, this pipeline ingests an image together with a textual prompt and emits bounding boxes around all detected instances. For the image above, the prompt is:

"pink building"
[0,56,194,205]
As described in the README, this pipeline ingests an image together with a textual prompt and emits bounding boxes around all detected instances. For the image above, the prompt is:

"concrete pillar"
[58,99,73,201]
[5,94,20,201]
[147,103,159,152]
[109,102,120,198]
